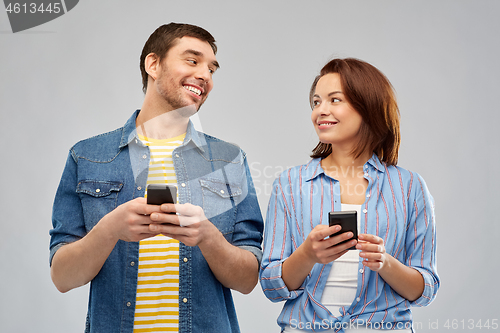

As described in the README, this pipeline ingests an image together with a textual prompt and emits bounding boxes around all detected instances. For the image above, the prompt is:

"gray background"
[1,1,499,332]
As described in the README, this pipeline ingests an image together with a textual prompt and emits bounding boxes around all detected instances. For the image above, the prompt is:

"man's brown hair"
[310,58,401,165]
[140,23,217,93]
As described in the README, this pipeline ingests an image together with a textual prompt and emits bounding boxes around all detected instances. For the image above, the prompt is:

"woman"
[260,58,439,332]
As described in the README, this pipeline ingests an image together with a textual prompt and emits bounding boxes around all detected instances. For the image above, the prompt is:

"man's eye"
[208,68,215,74]
[188,59,197,64]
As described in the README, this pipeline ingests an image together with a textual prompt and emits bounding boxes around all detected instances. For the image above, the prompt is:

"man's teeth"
[184,85,201,96]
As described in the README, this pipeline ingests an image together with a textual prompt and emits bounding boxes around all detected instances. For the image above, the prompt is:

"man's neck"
[136,102,194,140]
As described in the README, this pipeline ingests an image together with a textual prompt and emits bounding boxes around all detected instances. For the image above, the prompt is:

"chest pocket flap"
[199,178,242,222]
[199,178,242,198]
[77,180,123,197]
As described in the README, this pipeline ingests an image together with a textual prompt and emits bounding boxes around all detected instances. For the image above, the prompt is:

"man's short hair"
[140,22,217,93]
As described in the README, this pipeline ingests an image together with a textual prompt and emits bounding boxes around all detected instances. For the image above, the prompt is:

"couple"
[49,23,439,333]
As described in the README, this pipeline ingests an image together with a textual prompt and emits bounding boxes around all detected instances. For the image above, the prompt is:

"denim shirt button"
[183,258,188,263]
[181,183,186,187]
[126,302,131,307]
[137,186,142,191]
[95,188,100,193]
[175,154,180,158]
[182,298,188,303]
[142,154,147,159]
[130,261,135,266]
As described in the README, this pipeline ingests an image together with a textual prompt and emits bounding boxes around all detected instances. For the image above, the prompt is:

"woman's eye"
[312,100,320,107]
[332,98,340,103]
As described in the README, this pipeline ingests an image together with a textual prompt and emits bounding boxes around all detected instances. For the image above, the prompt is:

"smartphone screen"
[146,184,177,205]
[328,211,358,250]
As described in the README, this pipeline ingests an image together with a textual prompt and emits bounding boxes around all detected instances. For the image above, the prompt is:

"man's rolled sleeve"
[49,150,86,266]
[231,157,264,264]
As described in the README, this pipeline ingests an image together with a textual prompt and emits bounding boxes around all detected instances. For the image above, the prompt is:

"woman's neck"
[321,149,371,178]
[321,149,371,205]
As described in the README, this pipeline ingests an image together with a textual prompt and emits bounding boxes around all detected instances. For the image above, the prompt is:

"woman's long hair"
[310,58,400,166]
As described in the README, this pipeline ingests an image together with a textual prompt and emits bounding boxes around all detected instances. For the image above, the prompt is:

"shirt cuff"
[238,245,263,266]
[410,266,438,306]
[49,242,67,266]
[261,259,302,302]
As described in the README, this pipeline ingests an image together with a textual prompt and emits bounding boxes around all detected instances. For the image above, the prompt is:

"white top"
[320,204,362,317]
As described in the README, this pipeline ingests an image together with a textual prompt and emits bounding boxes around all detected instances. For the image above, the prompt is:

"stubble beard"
[156,69,206,113]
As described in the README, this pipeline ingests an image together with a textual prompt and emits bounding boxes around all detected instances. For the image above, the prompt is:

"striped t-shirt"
[133,133,185,333]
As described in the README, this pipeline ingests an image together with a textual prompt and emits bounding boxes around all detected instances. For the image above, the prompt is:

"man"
[49,23,263,333]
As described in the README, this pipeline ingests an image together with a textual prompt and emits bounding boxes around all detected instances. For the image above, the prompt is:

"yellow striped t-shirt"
[133,133,185,333]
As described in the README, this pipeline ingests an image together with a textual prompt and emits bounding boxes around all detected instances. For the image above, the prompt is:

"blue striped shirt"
[260,155,439,332]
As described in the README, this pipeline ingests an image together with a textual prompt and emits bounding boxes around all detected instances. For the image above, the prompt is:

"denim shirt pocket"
[77,180,124,231]
[199,178,242,235]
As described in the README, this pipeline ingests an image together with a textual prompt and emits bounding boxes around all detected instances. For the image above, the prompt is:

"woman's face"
[311,73,364,149]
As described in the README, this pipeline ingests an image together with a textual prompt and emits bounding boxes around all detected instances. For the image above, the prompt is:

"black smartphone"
[328,211,358,250]
[146,184,177,205]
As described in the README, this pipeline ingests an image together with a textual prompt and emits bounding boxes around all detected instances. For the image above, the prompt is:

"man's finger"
[150,212,180,225]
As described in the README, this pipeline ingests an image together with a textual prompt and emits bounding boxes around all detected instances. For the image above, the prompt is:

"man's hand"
[51,197,162,293]
[147,203,259,294]
[101,197,163,243]
[148,203,219,247]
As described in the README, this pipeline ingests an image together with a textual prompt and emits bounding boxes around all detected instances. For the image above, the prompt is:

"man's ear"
[144,53,160,81]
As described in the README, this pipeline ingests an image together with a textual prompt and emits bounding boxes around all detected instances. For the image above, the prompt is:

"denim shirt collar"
[119,110,206,153]
[305,153,385,182]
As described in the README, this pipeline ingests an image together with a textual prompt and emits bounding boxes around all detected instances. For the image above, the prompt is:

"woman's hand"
[303,224,358,265]
[356,234,387,272]
[356,233,424,301]
[282,224,357,291]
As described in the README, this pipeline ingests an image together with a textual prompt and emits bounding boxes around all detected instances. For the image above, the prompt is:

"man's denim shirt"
[50,110,264,333]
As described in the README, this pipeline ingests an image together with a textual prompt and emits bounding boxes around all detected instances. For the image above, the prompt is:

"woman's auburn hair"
[309,58,401,166]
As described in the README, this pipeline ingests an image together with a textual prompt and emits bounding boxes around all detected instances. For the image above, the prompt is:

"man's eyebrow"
[182,49,220,69]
